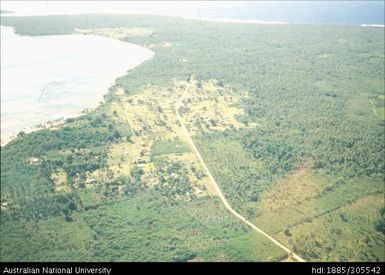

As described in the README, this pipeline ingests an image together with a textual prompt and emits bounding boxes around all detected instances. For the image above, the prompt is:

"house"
[29,157,40,165]
[85,178,96,184]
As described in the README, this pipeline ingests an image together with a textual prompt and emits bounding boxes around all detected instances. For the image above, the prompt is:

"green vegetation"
[153,159,194,200]
[1,110,130,222]
[151,139,190,157]
[369,95,385,120]
[195,135,264,218]
[1,14,384,262]
[0,192,286,261]
[195,133,384,261]
[275,193,385,261]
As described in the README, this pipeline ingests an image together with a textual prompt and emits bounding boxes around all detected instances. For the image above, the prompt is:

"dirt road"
[175,81,306,262]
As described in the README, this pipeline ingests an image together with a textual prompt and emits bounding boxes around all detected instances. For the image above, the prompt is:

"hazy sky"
[1,1,230,17]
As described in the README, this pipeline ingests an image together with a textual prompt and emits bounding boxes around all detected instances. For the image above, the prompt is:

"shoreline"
[1,108,95,147]
[1,11,383,27]
[176,15,289,25]
[360,24,385,28]
[1,117,66,147]
[1,28,154,147]
[0,17,382,145]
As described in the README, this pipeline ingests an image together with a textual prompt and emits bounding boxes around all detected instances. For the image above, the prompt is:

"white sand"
[361,24,385,28]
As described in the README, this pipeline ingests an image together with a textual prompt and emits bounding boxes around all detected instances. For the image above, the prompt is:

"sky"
[1,1,221,17]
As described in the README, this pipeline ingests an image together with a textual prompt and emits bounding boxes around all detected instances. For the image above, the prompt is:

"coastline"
[1,27,154,147]
[1,118,65,147]
[180,15,288,25]
[0,108,96,147]
[360,24,385,28]
[2,10,383,27]
[0,15,383,146]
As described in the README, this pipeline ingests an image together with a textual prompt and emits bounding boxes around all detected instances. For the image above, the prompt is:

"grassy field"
[151,139,191,157]
[369,95,385,120]
[274,193,384,261]
[255,170,384,261]
[194,135,384,261]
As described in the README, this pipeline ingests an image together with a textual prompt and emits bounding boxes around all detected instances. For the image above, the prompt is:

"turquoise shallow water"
[1,26,154,140]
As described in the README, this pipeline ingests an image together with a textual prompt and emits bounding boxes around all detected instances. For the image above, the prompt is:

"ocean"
[0,25,153,142]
